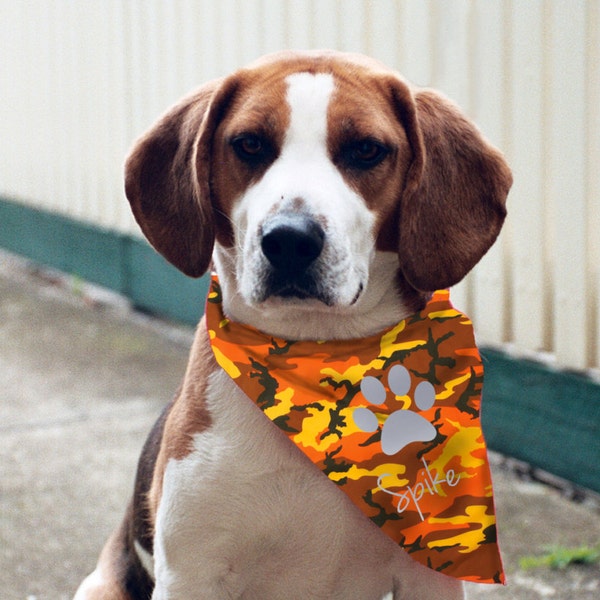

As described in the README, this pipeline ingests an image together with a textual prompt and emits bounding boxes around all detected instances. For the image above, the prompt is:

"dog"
[75,50,511,599]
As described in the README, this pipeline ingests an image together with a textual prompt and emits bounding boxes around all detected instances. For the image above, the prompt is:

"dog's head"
[125,51,511,338]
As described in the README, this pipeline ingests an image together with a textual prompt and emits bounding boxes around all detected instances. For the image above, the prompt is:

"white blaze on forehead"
[283,72,334,155]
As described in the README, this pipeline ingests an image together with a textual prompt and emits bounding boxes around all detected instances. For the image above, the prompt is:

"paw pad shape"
[353,365,437,456]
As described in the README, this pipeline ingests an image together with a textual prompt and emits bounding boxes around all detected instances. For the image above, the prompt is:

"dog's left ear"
[392,84,512,291]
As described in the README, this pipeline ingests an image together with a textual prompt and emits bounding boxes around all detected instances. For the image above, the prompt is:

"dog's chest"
[153,369,404,599]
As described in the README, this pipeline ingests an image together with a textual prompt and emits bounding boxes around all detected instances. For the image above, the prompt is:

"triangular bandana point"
[206,275,504,584]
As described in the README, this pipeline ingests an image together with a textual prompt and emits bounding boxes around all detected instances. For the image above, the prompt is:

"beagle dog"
[75,50,511,600]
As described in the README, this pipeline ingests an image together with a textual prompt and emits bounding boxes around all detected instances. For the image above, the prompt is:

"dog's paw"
[353,365,436,456]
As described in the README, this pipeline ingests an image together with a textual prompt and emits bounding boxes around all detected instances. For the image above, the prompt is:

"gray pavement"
[1,252,599,600]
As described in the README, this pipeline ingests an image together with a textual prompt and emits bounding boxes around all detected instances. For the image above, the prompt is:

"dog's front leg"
[150,458,241,600]
[150,537,243,600]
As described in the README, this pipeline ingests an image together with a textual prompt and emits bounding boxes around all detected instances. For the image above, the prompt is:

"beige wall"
[1,0,599,370]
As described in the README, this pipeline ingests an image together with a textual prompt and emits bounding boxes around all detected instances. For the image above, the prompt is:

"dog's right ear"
[125,78,236,277]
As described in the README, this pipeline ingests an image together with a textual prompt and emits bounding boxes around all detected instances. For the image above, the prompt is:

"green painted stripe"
[124,235,209,325]
[481,348,600,493]
[1,197,599,493]
[0,197,126,290]
[0,197,208,324]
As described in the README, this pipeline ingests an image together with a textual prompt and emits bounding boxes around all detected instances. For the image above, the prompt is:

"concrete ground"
[1,251,599,600]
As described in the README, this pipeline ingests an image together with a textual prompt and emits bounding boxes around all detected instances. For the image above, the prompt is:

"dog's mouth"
[260,271,364,309]
[262,272,334,306]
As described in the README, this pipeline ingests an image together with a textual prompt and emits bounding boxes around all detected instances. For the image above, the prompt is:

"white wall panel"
[397,0,432,86]
[470,1,509,344]
[261,0,287,55]
[1,0,599,370]
[587,0,600,369]
[367,0,398,67]
[547,0,589,369]
[508,1,547,354]
[338,0,367,53]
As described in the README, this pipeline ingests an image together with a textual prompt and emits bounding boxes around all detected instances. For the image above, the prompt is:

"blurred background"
[1,1,599,598]
[1,0,599,372]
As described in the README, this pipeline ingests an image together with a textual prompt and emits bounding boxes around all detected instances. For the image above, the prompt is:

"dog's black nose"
[261,214,325,273]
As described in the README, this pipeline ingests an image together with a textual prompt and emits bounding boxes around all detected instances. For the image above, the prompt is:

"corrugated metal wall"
[1,0,599,371]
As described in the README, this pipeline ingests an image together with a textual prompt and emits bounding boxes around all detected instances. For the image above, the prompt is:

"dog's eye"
[342,139,389,170]
[231,134,272,165]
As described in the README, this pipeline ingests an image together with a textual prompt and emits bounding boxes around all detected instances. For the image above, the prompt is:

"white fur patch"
[283,72,334,155]
[134,538,155,580]
[72,567,105,600]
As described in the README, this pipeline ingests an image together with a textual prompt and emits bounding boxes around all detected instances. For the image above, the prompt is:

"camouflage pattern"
[206,276,504,584]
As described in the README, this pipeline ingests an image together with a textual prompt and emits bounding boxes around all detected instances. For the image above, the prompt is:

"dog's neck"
[212,248,427,341]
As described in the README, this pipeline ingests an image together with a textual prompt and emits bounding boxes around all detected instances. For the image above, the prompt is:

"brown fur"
[395,89,510,290]
[146,326,214,523]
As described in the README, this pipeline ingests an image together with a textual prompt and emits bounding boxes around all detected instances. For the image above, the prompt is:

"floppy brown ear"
[395,88,512,291]
[125,78,229,277]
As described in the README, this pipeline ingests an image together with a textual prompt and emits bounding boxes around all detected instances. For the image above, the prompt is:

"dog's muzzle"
[260,213,329,303]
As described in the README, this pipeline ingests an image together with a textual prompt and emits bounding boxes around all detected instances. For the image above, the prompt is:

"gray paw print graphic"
[353,365,437,455]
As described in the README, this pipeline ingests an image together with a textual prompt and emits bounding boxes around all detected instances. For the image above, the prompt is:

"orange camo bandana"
[206,275,504,584]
